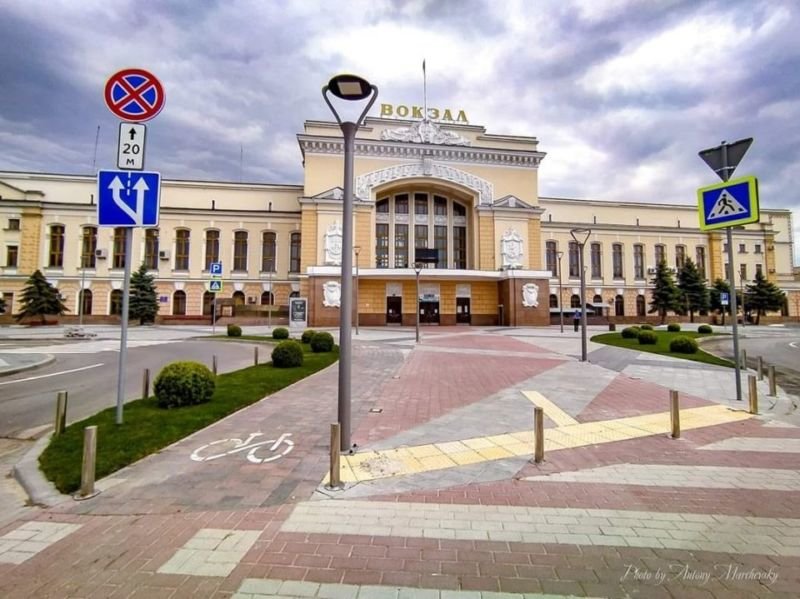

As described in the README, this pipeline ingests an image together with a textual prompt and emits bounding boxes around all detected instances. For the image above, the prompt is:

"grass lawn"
[591,330,734,368]
[40,344,338,494]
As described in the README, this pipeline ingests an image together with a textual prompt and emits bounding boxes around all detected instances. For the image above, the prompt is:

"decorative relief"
[415,214,429,225]
[434,215,447,226]
[419,283,440,300]
[395,213,409,224]
[380,120,471,146]
[322,281,341,308]
[376,213,390,223]
[500,229,524,269]
[521,283,539,308]
[323,221,343,266]
[453,216,467,226]
[356,163,493,204]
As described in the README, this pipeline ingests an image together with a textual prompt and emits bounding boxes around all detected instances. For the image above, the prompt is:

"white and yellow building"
[0,114,797,325]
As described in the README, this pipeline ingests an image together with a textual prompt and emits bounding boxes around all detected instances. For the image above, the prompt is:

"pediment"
[311,187,344,200]
[492,194,535,210]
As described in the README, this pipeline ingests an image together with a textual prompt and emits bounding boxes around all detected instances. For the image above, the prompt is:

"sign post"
[102,68,165,424]
[209,262,223,334]
[697,138,757,402]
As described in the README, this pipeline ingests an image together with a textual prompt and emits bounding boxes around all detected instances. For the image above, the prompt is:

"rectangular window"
[754,244,762,254]
[675,245,685,270]
[144,229,159,270]
[568,241,579,277]
[234,231,248,271]
[6,245,18,267]
[633,244,644,279]
[434,225,447,268]
[723,243,729,253]
[740,263,747,280]
[205,230,220,270]
[394,224,408,268]
[7,218,20,231]
[756,263,763,277]
[613,243,624,278]
[175,229,190,270]
[289,232,301,273]
[590,243,602,278]
[434,195,447,216]
[261,232,276,272]
[655,244,665,266]
[453,227,467,269]
[695,246,706,278]
[2,292,12,313]
[113,228,126,269]
[376,198,389,213]
[48,225,65,267]
[81,227,97,268]
[415,224,428,248]
[545,241,557,277]
[414,193,428,215]
[738,243,746,254]
[376,224,389,268]
[394,194,408,214]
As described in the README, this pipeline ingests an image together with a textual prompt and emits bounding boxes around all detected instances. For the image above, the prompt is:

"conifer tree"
[677,258,709,323]
[744,271,786,325]
[17,269,67,324]
[709,278,732,326]
[648,260,680,324]
[129,263,159,325]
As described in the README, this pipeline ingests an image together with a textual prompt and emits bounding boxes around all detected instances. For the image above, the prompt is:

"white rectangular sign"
[117,123,146,170]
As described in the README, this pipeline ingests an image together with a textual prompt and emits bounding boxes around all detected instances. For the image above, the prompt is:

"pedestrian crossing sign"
[697,175,759,231]
[208,280,223,293]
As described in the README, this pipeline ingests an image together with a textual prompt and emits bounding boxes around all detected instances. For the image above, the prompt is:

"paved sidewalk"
[0,327,798,598]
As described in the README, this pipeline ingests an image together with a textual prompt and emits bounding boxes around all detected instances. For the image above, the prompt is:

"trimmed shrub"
[154,361,215,409]
[310,331,334,353]
[698,324,713,334]
[301,329,317,344]
[639,324,654,331]
[667,323,681,332]
[670,336,699,354]
[621,326,641,339]
[226,324,242,337]
[271,340,304,368]
[272,327,289,340]
[637,330,658,345]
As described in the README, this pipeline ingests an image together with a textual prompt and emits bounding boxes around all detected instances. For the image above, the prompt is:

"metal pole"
[77,425,98,499]
[557,253,564,333]
[415,270,420,343]
[768,365,776,397]
[757,356,764,381]
[268,271,272,328]
[254,346,259,366]
[748,374,758,414]
[212,294,216,335]
[78,251,86,328]
[55,390,68,435]
[533,406,544,463]
[212,355,217,376]
[116,229,133,424]
[722,143,743,402]
[670,390,680,439]
[329,422,341,489]
[579,243,588,361]
[355,250,360,335]
[142,368,150,399]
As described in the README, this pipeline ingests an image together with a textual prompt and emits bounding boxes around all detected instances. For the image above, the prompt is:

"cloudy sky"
[1,0,798,259]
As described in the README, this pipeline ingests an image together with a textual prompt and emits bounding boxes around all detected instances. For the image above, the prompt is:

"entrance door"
[386,296,402,324]
[420,301,440,324]
[456,297,471,324]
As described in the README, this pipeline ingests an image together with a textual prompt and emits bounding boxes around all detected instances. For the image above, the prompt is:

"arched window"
[261,291,274,305]
[289,291,300,298]
[173,290,186,315]
[48,224,65,268]
[615,294,625,316]
[636,295,646,317]
[110,289,123,316]
[175,229,190,270]
[113,228,127,269]
[232,291,245,305]
[233,231,248,271]
[593,294,603,317]
[289,233,301,272]
[81,226,97,269]
[549,294,558,308]
[79,289,93,316]
[205,230,220,270]
[570,294,581,308]
[144,229,159,270]
[202,291,215,315]
[261,232,276,272]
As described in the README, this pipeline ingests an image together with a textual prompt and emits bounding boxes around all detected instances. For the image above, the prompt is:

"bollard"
[142,368,150,399]
[741,349,747,370]
[76,425,99,500]
[670,390,680,439]
[212,355,217,376]
[254,346,259,366]
[748,375,758,415]
[534,407,544,463]
[54,390,68,436]
[757,357,764,381]
[329,423,341,489]
[768,365,777,397]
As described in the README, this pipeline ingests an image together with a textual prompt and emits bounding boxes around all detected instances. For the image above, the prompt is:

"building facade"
[1,116,797,325]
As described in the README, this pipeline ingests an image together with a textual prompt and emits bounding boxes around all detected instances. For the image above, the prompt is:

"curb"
[0,354,56,378]
[12,433,68,508]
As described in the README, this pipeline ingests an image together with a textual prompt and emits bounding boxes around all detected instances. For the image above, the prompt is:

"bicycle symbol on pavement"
[190,432,294,464]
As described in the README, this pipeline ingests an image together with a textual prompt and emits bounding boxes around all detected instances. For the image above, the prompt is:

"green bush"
[670,336,699,354]
[271,340,304,368]
[698,324,713,334]
[667,323,681,332]
[301,329,317,344]
[226,324,242,337]
[637,330,658,345]
[310,331,334,353]
[272,327,289,340]
[639,324,654,330]
[621,326,641,339]
[154,361,216,409]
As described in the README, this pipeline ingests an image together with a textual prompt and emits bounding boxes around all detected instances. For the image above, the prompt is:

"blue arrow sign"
[209,262,223,276]
[97,170,161,227]
[697,175,759,231]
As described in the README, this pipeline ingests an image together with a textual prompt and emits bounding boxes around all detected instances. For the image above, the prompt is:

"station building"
[0,114,797,325]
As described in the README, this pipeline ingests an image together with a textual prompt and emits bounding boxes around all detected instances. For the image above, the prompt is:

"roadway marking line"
[790,341,799,349]
[0,363,104,386]
[522,390,579,426]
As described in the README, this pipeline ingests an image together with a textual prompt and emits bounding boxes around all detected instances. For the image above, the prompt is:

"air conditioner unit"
[646,267,657,274]
[159,250,171,260]
[95,249,107,259]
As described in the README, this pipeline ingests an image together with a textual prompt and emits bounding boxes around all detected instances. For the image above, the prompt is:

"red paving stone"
[423,332,554,354]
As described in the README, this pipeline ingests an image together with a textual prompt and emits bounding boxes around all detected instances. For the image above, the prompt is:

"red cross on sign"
[104,68,165,122]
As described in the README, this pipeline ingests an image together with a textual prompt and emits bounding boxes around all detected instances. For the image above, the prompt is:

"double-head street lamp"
[413,262,423,343]
[570,228,592,361]
[323,74,378,453]
[556,250,564,334]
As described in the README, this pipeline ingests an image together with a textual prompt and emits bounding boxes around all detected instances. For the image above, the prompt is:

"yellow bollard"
[534,407,544,463]
[670,390,680,439]
[329,423,341,489]
[748,375,758,415]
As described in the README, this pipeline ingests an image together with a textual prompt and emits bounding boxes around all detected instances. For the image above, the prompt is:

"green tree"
[129,263,159,325]
[17,269,67,324]
[709,278,732,325]
[677,258,709,323]
[744,271,786,325]
[648,260,680,324]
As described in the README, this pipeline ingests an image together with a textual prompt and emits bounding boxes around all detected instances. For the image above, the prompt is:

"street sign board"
[97,170,161,227]
[104,68,166,122]
[698,138,753,182]
[208,280,223,293]
[117,123,146,170]
[697,175,759,231]
[209,262,223,276]
[721,292,730,306]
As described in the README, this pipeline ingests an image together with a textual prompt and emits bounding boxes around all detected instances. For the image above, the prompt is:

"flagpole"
[422,60,427,121]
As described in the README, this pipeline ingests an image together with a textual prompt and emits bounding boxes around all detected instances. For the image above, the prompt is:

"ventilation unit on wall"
[646,267,657,274]
[95,249,107,259]
[159,250,171,260]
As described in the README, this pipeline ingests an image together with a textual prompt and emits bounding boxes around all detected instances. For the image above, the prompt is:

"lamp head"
[570,227,592,244]
[413,262,423,274]
[327,74,373,101]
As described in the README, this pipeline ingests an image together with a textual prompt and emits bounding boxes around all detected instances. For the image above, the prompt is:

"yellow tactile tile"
[475,446,515,460]
[522,390,579,427]
[406,445,443,458]
[461,437,498,450]
[434,441,471,453]
[418,454,459,470]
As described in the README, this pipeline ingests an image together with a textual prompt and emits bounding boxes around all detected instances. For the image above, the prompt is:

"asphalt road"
[0,339,266,438]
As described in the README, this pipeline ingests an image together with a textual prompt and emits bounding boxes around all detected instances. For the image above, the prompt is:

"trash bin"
[608,323,616,331]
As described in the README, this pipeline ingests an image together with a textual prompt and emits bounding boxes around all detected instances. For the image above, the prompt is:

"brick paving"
[0,327,799,598]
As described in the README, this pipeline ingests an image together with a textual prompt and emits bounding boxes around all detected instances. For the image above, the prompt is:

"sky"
[1,0,798,262]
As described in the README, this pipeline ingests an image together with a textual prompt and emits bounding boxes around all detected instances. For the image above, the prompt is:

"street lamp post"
[323,74,378,453]
[570,228,592,361]
[557,250,564,333]
[414,262,423,343]
[354,246,360,335]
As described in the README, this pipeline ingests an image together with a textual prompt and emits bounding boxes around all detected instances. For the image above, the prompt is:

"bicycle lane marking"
[190,432,294,463]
